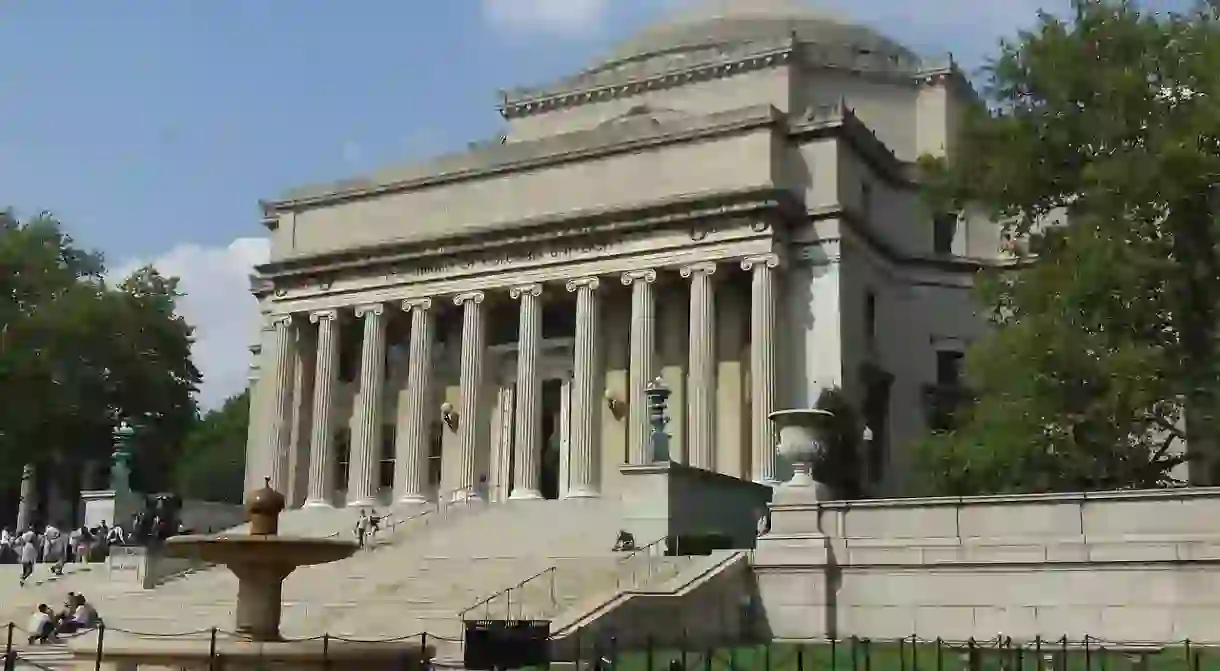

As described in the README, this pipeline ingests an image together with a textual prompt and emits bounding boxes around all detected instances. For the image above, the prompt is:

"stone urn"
[768,409,834,498]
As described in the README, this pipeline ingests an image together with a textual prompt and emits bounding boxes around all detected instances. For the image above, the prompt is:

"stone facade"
[244,0,1008,505]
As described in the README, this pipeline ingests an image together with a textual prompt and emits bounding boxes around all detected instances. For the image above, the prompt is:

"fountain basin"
[163,534,358,566]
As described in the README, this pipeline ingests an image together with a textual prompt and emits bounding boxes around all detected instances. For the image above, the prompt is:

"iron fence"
[5,621,1220,671]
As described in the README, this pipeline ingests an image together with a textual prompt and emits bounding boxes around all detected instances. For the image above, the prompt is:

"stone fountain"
[69,478,432,670]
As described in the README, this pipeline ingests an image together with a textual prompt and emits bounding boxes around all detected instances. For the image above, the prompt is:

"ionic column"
[304,309,339,507]
[454,291,487,499]
[265,314,297,492]
[743,254,781,484]
[397,298,435,504]
[681,262,717,471]
[621,269,658,464]
[566,277,601,498]
[510,284,544,500]
[347,303,387,507]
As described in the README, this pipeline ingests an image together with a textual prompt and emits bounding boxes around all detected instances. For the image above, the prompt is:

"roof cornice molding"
[265,105,785,213]
[499,42,796,119]
[256,186,803,281]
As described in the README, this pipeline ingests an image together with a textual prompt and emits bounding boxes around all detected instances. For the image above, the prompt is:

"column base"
[396,494,429,505]
[753,477,781,488]
[302,499,335,509]
[346,497,378,508]
[563,486,600,499]
[509,488,543,500]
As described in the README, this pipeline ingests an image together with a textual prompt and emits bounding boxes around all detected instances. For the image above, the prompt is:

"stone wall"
[753,487,1220,644]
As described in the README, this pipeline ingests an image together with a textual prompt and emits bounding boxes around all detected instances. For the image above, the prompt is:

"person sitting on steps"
[612,530,636,552]
[27,604,53,645]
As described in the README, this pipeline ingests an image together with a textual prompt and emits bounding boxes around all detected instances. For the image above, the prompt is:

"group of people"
[1,522,126,586]
[353,509,383,548]
[26,593,101,645]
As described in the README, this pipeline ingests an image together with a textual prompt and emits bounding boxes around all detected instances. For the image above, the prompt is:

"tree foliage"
[911,0,1220,495]
[0,209,201,496]
[812,387,865,499]
[175,390,250,504]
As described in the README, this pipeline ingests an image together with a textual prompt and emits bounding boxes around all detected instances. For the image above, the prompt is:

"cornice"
[500,38,954,121]
[267,105,784,213]
[500,44,796,120]
[256,186,802,280]
[807,204,1024,274]
[786,102,914,187]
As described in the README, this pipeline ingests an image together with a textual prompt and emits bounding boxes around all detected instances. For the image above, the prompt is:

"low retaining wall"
[107,546,207,589]
[753,487,1220,644]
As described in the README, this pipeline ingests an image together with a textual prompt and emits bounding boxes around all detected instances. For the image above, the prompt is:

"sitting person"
[26,604,54,645]
[53,594,98,636]
[611,529,636,552]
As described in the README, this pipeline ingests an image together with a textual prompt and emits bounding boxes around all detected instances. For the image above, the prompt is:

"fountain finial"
[247,476,286,535]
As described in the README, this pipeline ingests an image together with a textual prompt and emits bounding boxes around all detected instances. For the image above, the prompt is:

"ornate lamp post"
[110,421,134,494]
[645,376,671,462]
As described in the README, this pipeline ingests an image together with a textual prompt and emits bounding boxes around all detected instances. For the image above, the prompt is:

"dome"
[588,0,920,73]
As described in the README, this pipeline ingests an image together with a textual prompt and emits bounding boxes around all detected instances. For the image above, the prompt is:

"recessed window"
[864,291,877,349]
[936,350,964,387]
[933,212,958,255]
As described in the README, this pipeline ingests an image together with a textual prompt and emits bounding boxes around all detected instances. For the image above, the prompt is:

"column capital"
[269,314,295,328]
[453,291,486,306]
[354,303,385,318]
[402,297,433,312]
[566,277,600,293]
[741,254,781,272]
[620,269,658,286]
[679,261,718,278]
[309,309,339,324]
[509,284,543,300]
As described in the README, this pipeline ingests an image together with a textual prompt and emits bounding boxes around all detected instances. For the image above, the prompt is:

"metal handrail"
[612,535,694,590]
[458,565,558,621]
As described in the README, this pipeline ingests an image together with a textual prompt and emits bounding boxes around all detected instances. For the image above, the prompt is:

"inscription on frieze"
[394,239,617,279]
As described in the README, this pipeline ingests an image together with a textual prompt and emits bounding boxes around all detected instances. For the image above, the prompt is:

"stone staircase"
[0,498,750,667]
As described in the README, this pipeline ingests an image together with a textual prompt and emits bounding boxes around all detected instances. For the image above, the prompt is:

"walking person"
[19,529,38,586]
[354,510,369,549]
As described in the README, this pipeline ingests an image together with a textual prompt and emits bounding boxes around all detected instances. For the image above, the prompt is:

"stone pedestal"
[618,461,771,547]
[231,563,295,641]
[81,489,140,530]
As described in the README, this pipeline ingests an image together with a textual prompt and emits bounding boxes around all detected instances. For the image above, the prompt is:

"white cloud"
[482,0,610,36]
[115,238,270,411]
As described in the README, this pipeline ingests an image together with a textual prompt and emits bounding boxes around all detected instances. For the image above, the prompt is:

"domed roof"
[591,0,919,72]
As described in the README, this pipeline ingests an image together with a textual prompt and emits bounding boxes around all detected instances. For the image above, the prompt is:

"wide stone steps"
[13,643,74,670]
[88,499,643,645]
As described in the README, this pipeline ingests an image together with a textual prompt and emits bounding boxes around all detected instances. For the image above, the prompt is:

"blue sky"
[0,0,1187,407]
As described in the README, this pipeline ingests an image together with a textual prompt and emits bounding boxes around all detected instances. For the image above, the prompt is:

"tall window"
[334,429,351,492]
[933,212,958,255]
[864,291,877,351]
[936,350,964,387]
[380,425,396,490]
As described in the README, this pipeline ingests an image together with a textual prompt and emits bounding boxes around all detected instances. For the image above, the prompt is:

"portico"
[249,230,784,508]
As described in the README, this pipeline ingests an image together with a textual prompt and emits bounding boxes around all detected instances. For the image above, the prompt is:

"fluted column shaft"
[743,255,781,484]
[397,298,435,504]
[622,269,658,464]
[566,277,601,497]
[348,304,387,506]
[265,315,297,492]
[455,292,487,499]
[682,262,717,471]
[304,309,340,507]
[511,284,544,499]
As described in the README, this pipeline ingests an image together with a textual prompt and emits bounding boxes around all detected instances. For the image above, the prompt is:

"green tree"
[0,209,201,499]
[912,0,1220,494]
[812,387,864,499]
[175,390,251,504]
